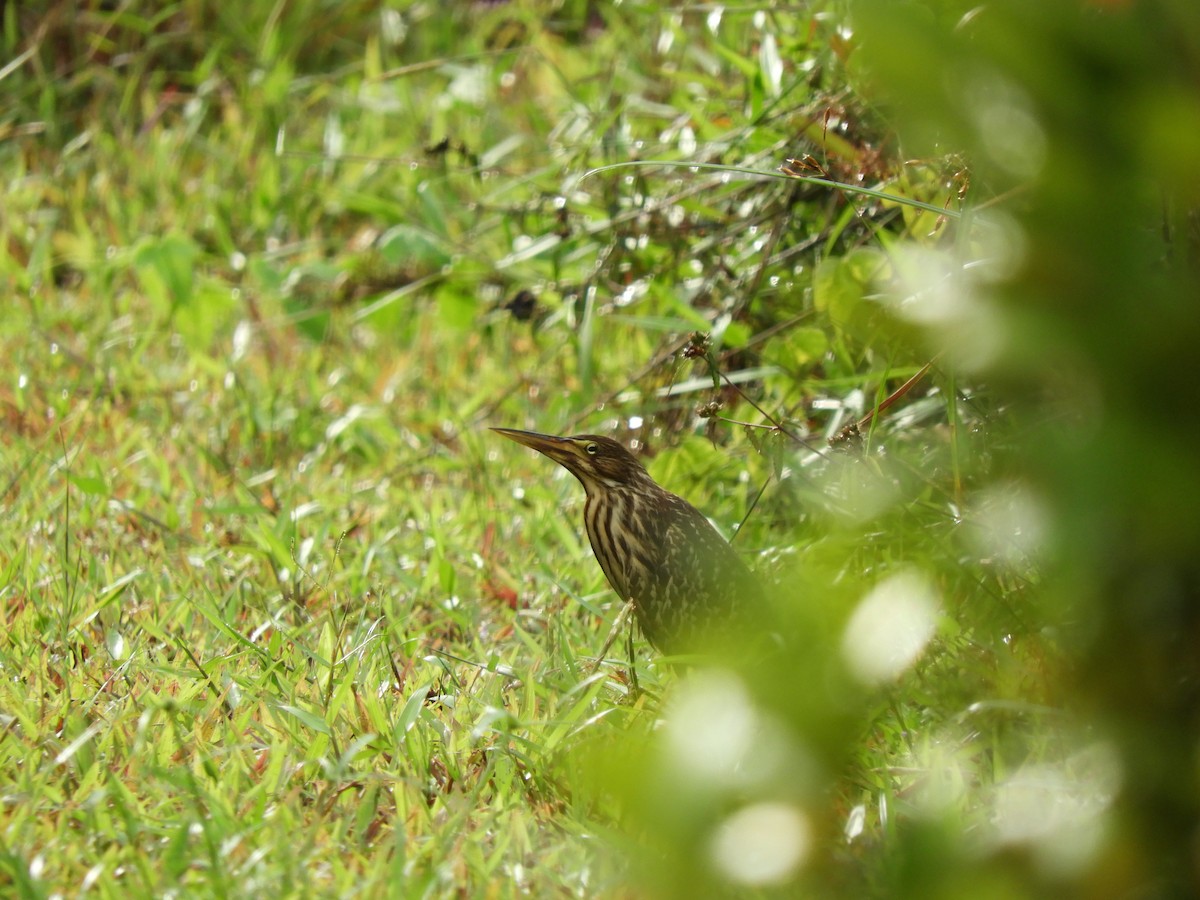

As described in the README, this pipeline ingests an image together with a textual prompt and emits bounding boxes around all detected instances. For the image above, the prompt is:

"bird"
[491,427,764,653]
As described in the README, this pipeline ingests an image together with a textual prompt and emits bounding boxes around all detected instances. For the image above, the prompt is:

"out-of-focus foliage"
[843,1,1200,895]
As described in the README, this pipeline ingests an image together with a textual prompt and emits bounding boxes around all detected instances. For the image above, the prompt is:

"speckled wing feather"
[624,491,764,652]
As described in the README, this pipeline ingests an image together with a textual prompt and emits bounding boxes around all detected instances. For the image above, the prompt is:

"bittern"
[492,428,763,653]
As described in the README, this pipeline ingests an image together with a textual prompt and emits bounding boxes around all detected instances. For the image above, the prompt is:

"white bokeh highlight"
[842,571,940,684]
[661,670,795,791]
[989,743,1119,876]
[710,802,813,886]
[664,671,758,783]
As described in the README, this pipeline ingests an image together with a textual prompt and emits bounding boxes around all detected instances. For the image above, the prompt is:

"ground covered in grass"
[3,1,1200,898]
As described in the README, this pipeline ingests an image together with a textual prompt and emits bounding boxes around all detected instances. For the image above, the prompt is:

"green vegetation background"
[2,1,1198,897]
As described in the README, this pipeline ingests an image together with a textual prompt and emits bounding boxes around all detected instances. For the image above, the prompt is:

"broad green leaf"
[394,685,432,742]
[133,232,198,312]
[67,472,108,496]
[277,703,332,736]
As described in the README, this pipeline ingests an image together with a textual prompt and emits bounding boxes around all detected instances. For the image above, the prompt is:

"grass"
[6,0,1195,897]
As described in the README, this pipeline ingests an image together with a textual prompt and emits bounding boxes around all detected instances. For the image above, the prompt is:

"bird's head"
[491,428,654,495]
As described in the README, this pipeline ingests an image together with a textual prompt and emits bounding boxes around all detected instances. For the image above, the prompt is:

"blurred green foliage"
[847,0,1200,895]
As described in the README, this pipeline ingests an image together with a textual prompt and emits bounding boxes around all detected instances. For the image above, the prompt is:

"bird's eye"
[585,443,599,455]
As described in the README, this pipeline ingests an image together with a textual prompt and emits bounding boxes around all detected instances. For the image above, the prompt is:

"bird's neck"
[578,471,658,498]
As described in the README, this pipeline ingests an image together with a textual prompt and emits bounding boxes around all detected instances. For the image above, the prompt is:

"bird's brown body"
[492,428,762,652]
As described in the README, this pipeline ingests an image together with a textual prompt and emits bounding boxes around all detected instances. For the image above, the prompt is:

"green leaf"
[813,247,887,321]
[67,472,108,496]
[249,255,285,294]
[612,314,703,333]
[719,320,753,349]
[436,286,476,331]
[394,685,432,742]
[378,224,451,269]
[174,282,236,349]
[765,326,829,368]
[277,703,332,736]
[133,232,198,312]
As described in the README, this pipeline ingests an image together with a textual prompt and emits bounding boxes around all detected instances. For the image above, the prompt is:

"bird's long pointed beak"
[490,427,572,456]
